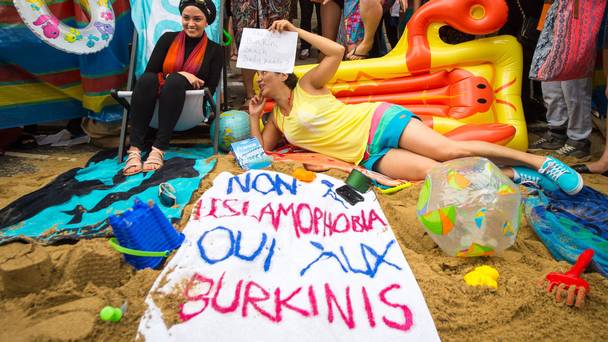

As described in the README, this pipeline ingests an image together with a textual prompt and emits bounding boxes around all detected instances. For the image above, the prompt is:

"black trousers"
[129,72,193,151]
[299,0,321,49]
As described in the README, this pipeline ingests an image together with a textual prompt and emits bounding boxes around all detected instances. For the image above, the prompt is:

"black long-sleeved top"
[145,31,223,93]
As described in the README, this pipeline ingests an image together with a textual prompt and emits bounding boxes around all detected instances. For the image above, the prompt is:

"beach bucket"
[107,198,184,270]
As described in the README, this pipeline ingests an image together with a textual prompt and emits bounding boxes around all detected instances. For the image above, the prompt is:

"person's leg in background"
[299,0,314,59]
[226,0,237,61]
[383,0,399,49]
[314,1,322,34]
[318,0,342,61]
[346,0,383,60]
[529,81,569,151]
[574,120,608,175]
[556,78,593,159]
[290,0,299,20]
[242,69,256,105]
[231,0,258,106]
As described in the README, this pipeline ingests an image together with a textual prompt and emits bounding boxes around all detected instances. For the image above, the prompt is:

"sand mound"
[0,155,607,341]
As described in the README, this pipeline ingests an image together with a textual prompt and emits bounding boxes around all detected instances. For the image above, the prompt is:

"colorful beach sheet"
[524,186,608,278]
[138,170,439,341]
[0,0,133,127]
[0,146,216,245]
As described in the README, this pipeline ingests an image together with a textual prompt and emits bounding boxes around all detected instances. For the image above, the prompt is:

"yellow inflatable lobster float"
[267,0,527,151]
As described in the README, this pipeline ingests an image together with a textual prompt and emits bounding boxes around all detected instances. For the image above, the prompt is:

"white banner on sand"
[236,28,298,73]
[137,170,439,341]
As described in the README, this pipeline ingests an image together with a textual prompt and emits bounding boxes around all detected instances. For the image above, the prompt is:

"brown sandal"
[143,147,165,172]
[123,148,143,176]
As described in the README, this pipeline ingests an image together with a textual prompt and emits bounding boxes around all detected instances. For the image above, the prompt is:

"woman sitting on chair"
[124,0,223,176]
[249,20,585,195]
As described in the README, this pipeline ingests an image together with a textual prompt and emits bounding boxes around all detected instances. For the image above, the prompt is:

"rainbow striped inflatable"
[0,0,133,128]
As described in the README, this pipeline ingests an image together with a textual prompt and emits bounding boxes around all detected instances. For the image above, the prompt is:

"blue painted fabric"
[0,145,216,245]
[524,186,608,278]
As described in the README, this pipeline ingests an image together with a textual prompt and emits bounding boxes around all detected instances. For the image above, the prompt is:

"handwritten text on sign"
[138,171,439,341]
[236,28,298,73]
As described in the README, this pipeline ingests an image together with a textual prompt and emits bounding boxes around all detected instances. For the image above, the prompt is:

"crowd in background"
[224,0,608,174]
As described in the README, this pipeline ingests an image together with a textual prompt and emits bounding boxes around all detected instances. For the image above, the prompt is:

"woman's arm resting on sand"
[268,20,345,91]
[248,94,283,151]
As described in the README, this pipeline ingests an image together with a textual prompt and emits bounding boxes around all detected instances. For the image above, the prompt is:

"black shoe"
[556,139,591,159]
[572,164,608,176]
[529,131,567,151]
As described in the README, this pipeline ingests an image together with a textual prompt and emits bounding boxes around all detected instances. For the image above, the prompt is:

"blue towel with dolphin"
[524,186,608,278]
[0,145,216,245]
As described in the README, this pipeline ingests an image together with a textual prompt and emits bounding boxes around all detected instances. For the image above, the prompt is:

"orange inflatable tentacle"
[332,70,450,97]
[406,0,509,73]
[444,123,516,144]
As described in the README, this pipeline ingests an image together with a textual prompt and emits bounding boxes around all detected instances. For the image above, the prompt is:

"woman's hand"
[178,71,205,89]
[248,94,266,118]
[311,0,331,4]
[268,20,298,33]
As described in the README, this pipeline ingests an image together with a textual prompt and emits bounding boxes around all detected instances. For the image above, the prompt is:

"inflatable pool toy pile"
[266,0,527,151]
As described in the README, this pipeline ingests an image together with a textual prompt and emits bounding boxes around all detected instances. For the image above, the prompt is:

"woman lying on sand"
[248,20,583,195]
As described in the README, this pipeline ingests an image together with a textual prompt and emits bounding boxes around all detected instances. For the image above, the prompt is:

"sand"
[1,145,607,341]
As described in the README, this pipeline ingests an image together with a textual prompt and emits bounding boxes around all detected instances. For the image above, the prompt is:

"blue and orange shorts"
[360,103,418,171]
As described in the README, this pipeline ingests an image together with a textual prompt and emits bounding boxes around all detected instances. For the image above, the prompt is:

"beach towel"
[0,146,216,245]
[524,186,608,278]
[137,170,439,341]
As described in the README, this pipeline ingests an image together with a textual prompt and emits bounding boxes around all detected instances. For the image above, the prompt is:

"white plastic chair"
[111,76,221,160]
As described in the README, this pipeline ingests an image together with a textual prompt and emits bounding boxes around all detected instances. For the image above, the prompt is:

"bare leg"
[400,120,547,168]
[375,148,440,180]
[318,0,341,61]
[348,0,382,58]
[242,68,256,102]
[584,120,608,173]
[376,148,519,181]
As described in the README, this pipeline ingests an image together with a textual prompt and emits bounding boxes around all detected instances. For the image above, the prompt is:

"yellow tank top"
[273,83,381,164]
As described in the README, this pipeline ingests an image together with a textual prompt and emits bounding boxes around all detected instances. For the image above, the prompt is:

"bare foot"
[346,41,372,60]
[585,160,608,174]
[142,147,164,172]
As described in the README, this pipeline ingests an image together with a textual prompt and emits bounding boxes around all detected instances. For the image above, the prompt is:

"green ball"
[100,306,122,322]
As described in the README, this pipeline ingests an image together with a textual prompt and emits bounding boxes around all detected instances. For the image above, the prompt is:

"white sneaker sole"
[563,172,584,195]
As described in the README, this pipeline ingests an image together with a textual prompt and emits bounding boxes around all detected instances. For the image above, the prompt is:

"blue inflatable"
[524,186,608,278]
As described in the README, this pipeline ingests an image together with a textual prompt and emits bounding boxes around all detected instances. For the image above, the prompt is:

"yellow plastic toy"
[464,265,499,289]
[262,0,527,151]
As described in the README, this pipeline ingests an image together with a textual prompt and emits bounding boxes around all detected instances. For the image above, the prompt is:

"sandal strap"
[144,147,165,167]
[125,149,141,162]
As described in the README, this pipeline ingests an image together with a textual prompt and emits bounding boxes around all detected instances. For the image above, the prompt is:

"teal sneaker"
[512,167,559,192]
[538,157,584,195]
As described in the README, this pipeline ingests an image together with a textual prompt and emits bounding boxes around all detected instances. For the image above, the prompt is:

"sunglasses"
[158,183,177,207]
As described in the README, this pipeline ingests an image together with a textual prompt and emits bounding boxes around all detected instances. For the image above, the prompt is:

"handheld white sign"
[236,28,298,73]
